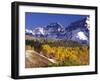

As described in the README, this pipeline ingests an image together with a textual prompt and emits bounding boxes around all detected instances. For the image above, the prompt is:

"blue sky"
[25,12,88,29]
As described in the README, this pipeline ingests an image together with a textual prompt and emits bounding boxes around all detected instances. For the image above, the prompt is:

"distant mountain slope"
[25,17,89,45]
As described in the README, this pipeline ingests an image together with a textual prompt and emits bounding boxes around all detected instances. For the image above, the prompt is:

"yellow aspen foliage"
[41,44,89,66]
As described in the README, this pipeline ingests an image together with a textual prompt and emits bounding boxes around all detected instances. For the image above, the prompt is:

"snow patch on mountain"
[76,31,87,40]
[34,27,45,35]
[26,29,33,33]
[25,29,35,35]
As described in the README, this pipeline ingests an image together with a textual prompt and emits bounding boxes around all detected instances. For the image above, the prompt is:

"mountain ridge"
[25,17,89,45]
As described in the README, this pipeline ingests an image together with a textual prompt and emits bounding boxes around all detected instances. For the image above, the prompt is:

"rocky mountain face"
[26,17,89,45]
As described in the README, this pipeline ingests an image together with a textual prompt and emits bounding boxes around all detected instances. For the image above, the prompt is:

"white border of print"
[19,5,95,76]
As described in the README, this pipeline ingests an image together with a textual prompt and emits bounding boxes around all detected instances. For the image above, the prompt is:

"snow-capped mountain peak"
[26,29,32,33]
[34,27,45,35]
[26,18,89,45]
[25,29,35,35]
